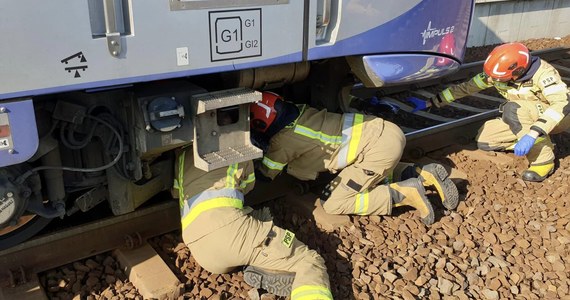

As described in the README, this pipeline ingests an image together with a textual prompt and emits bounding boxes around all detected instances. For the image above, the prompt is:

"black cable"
[66,121,97,147]
[95,113,133,181]
[59,121,97,150]
[17,115,124,184]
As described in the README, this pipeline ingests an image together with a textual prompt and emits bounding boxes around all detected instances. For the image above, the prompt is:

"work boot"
[416,163,459,210]
[389,178,435,225]
[243,266,295,297]
[521,163,554,182]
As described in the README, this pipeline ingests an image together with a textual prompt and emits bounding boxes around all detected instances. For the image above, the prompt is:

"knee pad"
[501,102,523,135]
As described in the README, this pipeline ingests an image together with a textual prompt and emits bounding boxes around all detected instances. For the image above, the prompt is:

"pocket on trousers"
[258,226,295,260]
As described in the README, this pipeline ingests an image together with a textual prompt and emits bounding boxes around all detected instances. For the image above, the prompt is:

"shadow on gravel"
[553,132,570,163]
[265,194,355,300]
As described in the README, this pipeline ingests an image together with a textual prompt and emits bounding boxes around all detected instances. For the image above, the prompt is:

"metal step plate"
[191,88,263,171]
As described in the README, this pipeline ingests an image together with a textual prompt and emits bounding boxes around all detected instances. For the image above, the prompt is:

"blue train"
[0,0,474,249]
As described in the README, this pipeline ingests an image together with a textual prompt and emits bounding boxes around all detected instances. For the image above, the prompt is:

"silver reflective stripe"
[262,156,286,171]
[473,73,491,89]
[181,188,244,218]
[291,285,333,300]
[543,84,567,96]
[337,114,355,168]
[543,108,564,122]
[293,125,342,145]
[354,191,369,215]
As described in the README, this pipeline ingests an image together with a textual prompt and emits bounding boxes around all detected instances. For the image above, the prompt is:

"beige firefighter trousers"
[476,100,570,165]
[322,120,406,215]
[187,212,330,294]
[181,165,330,298]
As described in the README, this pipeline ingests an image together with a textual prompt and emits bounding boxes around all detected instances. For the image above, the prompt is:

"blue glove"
[514,134,536,156]
[406,97,431,112]
[369,96,400,114]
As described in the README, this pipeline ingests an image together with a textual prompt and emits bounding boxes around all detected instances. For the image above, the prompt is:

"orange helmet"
[250,91,281,132]
[483,43,530,81]
[435,34,456,66]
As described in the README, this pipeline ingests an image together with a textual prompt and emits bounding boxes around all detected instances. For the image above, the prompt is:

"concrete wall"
[469,0,570,46]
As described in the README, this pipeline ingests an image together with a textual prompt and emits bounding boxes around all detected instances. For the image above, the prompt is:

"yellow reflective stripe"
[225,163,238,188]
[347,114,364,163]
[262,156,286,171]
[181,197,243,230]
[294,125,342,145]
[291,285,333,300]
[178,151,186,208]
[294,294,333,300]
[240,172,256,189]
[441,88,454,103]
[473,73,491,89]
[354,191,369,215]
[337,113,364,168]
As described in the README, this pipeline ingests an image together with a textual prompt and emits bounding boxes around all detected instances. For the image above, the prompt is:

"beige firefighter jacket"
[258,105,383,181]
[438,59,569,135]
[173,149,258,243]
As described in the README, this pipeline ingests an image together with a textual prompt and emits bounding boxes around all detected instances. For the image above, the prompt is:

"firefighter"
[409,42,570,182]
[250,92,460,226]
[174,149,332,299]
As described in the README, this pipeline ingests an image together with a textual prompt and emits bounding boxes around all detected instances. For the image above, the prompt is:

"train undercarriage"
[0,59,360,249]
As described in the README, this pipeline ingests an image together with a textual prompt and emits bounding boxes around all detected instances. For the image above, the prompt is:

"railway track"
[359,47,570,159]
[0,202,182,299]
[1,47,569,300]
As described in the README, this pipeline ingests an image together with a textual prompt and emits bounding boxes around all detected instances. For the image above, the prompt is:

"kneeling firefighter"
[250,92,460,226]
[409,42,570,182]
[174,148,332,299]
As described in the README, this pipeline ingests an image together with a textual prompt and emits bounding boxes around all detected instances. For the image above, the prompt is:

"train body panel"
[0,0,473,100]
[307,0,473,60]
[0,1,304,99]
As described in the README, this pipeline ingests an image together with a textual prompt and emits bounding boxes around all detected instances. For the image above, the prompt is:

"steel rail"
[403,110,500,159]
[0,201,180,286]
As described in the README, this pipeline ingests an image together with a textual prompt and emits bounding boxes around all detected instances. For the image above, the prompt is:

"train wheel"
[0,214,51,251]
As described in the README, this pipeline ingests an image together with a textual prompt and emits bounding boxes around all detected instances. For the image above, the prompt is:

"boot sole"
[243,266,295,297]
[421,164,459,210]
